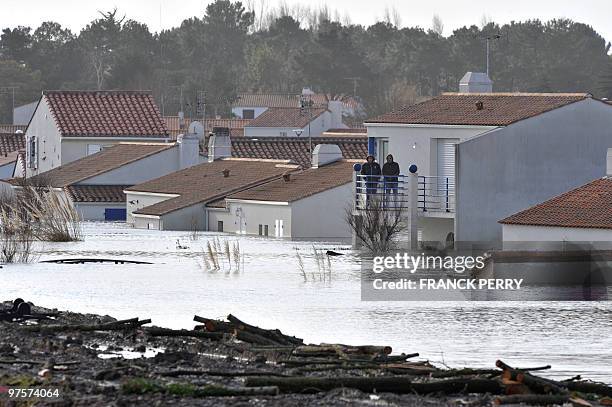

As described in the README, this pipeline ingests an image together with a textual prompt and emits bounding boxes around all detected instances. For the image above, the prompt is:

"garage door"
[105,208,126,221]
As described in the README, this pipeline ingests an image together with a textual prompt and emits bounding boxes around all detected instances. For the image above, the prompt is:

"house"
[125,158,297,230]
[231,90,362,120]
[242,103,346,138]
[17,136,201,221]
[0,132,25,178]
[24,90,170,177]
[364,74,612,246]
[163,117,251,140]
[0,125,27,134]
[208,146,355,239]
[499,149,612,249]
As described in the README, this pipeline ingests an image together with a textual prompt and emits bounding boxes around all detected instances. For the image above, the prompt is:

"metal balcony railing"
[354,174,455,213]
[418,176,455,213]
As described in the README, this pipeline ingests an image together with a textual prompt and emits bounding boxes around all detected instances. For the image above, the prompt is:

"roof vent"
[475,101,484,110]
[222,169,230,178]
[459,72,493,93]
[283,173,291,182]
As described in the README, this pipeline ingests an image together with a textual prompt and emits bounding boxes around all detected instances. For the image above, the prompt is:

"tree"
[0,26,32,63]
[0,60,43,122]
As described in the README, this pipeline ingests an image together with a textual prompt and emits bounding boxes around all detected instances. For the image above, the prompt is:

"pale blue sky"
[2,0,611,44]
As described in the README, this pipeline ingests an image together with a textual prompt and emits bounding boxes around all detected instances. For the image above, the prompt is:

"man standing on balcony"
[360,155,381,202]
[382,154,400,207]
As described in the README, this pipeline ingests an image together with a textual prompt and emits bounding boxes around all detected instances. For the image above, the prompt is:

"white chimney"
[177,133,200,169]
[459,72,493,93]
[301,87,315,96]
[607,148,612,177]
[207,127,231,162]
[312,144,342,168]
[327,100,344,129]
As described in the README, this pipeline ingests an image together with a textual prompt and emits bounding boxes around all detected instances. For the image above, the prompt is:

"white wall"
[210,201,292,236]
[125,192,177,225]
[419,217,454,244]
[502,224,612,250]
[133,215,161,230]
[290,183,353,239]
[61,138,169,165]
[25,98,62,177]
[159,203,207,231]
[365,124,495,177]
[82,147,185,185]
[243,111,332,138]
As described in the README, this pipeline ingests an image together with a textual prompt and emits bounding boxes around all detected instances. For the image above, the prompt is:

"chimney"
[283,172,291,182]
[222,169,230,178]
[459,72,493,93]
[312,144,342,168]
[177,133,200,169]
[607,148,612,177]
[327,100,343,129]
[207,127,231,162]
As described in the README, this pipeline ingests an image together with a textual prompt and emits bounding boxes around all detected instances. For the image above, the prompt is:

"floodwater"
[2,223,611,383]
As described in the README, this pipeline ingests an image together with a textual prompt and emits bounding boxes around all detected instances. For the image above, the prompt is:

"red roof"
[499,178,612,229]
[0,132,25,157]
[44,91,169,138]
[367,93,590,126]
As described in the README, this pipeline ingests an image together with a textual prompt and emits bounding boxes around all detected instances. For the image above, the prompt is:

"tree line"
[1,0,611,123]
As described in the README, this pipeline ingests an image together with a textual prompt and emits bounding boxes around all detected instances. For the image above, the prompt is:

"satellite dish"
[188,121,205,139]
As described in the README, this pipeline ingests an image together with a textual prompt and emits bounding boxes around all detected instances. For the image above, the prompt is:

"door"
[436,139,457,211]
[105,208,126,221]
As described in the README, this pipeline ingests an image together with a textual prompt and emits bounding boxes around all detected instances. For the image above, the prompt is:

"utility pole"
[344,77,361,97]
[197,90,206,134]
[482,34,501,77]
[300,93,313,156]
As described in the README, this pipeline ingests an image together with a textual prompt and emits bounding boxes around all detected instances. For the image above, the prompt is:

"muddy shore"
[1,300,610,406]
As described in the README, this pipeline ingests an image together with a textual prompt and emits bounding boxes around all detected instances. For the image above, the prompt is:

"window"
[258,224,263,236]
[379,139,389,164]
[217,221,224,232]
[87,144,102,155]
[242,109,255,119]
[27,136,37,169]
[264,225,269,236]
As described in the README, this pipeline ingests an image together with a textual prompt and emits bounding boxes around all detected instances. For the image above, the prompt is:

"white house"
[499,149,612,250]
[0,132,25,179]
[24,90,170,177]
[208,146,354,239]
[18,136,201,221]
[243,103,346,138]
[364,74,612,247]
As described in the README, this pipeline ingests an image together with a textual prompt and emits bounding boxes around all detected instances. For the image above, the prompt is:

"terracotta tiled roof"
[128,159,294,216]
[209,136,367,168]
[0,132,25,156]
[43,91,169,138]
[227,160,354,203]
[499,177,612,229]
[367,93,590,126]
[246,107,327,128]
[233,93,360,110]
[163,117,249,139]
[28,143,175,187]
[0,125,27,134]
[64,185,130,203]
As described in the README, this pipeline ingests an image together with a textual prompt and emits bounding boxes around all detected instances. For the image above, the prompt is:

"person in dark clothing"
[382,154,400,207]
[360,155,381,197]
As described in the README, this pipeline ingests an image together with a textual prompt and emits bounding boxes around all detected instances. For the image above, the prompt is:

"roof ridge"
[441,92,590,97]
[43,90,153,95]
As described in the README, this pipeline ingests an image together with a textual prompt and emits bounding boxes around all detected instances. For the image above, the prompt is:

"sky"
[2,0,612,44]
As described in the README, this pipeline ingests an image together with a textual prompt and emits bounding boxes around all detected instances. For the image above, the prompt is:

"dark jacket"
[382,161,400,184]
[360,161,381,178]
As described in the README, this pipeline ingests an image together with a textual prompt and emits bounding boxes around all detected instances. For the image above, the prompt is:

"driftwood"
[565,381,612,397]
[245,376,503,395]
[143,327,225,340]
[159,369,288,377]
[193,315,234,333]
[22,318,151,333]
[496,360,568,395]
[494,394,570,405]
[227,314,303,346]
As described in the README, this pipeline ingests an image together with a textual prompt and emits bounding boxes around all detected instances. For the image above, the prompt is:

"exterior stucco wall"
[209,201,292,236]
[25,98,62,177]
[159,204,207,231]
[502,224,612,251]
[290,183,353,239]
[365,124,494,177]
[133,215,161,230]
[75,202,125,221]
[243,111,331,138]
[61,138,169,165]
[81,147,181,185]
[125,192,177,225]
[419,217,454,244]
[456,99,612,245]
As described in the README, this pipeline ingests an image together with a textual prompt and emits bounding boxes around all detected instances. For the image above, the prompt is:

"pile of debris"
[1,299,611,406]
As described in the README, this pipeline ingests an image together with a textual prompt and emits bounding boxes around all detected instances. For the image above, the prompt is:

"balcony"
[354,174,455,215]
